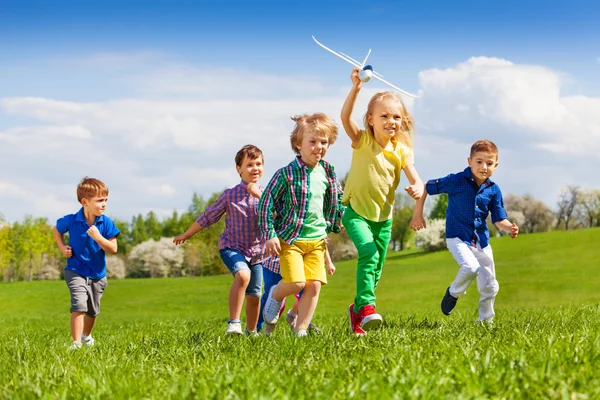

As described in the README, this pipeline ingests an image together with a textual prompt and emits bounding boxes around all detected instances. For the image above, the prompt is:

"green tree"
[391,193,416,251]
[429,193,448,220]
[144,211,163,241]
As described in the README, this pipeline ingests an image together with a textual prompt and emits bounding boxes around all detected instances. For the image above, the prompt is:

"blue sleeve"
[55,214,73,234]
[102,217,121,239]
[490,186,508,223]
[425,173,457,196]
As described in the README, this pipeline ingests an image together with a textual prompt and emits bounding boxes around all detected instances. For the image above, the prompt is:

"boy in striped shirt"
[259,113,344,337]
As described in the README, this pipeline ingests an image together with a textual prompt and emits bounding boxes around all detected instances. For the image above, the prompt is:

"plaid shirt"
[426,167,507,248]
[263,255,280,274]
[196,180,266,264]
[258,157,344,244]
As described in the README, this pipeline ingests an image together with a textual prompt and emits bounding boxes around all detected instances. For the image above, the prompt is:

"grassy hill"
[1,228,599,398]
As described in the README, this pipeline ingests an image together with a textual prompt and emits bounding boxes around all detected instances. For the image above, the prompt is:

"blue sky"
[1,0,599,223]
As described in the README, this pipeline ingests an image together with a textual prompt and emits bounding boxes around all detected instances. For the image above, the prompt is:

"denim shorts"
[219,248,263,297]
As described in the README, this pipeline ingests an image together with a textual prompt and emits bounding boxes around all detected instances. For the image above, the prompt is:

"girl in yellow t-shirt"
[341,67,424,336]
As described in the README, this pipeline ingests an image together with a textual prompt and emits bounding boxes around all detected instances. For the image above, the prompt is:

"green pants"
[342,205,392,312]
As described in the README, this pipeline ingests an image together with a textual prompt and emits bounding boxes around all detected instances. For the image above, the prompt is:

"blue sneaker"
[441,287,458,315]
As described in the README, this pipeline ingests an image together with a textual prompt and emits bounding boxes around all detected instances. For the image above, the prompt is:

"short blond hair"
[77,177,109,203]
[290,113,338,155]
[364,91,414,148]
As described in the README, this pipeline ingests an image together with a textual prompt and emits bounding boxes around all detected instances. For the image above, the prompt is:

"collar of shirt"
[462,167,495,191]
[75,207,104,227]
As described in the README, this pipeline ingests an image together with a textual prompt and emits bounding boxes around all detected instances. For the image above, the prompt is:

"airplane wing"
[371,74,419,98]
[312,36,362,69]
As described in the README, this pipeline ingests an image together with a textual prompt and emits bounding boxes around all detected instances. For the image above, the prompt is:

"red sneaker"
[359,305,382,331]
[348,304,366,336]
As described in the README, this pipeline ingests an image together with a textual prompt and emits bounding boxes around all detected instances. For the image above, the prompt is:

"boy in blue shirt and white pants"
[53,177,120,349]
[411,140,519,324]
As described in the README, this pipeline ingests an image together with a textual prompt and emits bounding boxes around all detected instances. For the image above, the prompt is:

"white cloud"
[1,57,599,223]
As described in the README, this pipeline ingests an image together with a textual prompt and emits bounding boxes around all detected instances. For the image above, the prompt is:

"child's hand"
[247,182,262,199]
[327,262,336,275]
[350,68,363,89]
[87,226,102,241]
[173,233,190,245]
[410,215,426,231]
[405,184,424,200]
[61,245,73,258]
[265,237,281,257]
[510,223,519,239]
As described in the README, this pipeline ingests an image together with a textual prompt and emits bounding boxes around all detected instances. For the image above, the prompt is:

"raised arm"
[341,68,364,146]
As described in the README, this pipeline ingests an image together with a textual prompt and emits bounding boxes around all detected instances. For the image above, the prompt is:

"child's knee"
[481,280,499,297]
[459,263,479,277]
[234,269,251,285]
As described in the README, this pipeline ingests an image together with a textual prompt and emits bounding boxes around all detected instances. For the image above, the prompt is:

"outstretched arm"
[403,165,424,200]
[341,68,364,146]
[410,188,428,231]
[495,219,519,238]
[173,221,203,245]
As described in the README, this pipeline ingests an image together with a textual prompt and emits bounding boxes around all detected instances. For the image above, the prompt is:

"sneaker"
[264,323,277,336]
[307,322,321,334]
[359,305,383,331]
[226,320,243,335]
[81,334,95,347]
[441,287,458,316]
[68,341,82,350]
[286,310,297,330]
[348,303,366,336]
[244,328,259,337]
[295,329,308,338]
[263,286,283,324]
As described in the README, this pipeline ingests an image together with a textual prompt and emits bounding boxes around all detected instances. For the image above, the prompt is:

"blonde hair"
[363,91,414,148]
[77,177,109,203]
[290,113,338,155]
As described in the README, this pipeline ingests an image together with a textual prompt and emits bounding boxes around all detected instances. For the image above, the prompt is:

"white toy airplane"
[312,35,419,98]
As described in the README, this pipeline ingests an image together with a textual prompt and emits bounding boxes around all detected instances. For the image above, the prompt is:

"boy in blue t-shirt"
[53,177,120,350]
[411,140,519,324]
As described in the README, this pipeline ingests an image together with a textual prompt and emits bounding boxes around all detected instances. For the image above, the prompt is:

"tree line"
[1,185,598,282]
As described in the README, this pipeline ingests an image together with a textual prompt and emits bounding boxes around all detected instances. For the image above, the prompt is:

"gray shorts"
[65,269,108,317]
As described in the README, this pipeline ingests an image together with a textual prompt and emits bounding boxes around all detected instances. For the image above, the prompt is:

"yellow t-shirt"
[342,131,414,222]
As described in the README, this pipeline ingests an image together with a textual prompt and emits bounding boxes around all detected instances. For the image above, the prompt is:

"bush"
[107,255,126,279]
[415,219,446,252]
[37,264,61,280]
[127,238,184,278]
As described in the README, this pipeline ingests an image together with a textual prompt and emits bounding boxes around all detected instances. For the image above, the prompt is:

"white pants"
[446,237,498,322]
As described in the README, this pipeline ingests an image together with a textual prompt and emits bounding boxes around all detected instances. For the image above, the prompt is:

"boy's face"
[236,155,264,184]
[296,131,329,168]
[468,151,499,185]
[81,195,108,217]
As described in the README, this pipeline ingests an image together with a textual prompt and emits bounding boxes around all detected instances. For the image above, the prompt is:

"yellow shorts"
[279,238,327,284]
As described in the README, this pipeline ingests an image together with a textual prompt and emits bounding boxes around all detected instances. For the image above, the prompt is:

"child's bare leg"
[245,295,260,331]
[83,315,96,337]
[273,281,305,302]
[295,280,321,332]
[229,270,250,320]
[70,312,85,342]
[291,296,300,315]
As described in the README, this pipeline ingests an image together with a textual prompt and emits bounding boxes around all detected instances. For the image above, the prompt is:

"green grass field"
[1,229,600,399]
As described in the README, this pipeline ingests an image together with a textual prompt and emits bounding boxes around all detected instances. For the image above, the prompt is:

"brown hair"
[363,91,414,148]
[77,177,109,203]
[470,140,499,159]
[290,113,338,155]
[235,144,264,167]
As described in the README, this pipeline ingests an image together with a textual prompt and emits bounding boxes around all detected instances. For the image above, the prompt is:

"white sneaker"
[68,341,82,350]
[295,329,308,338]
[263,286,283,324]
[226,321,243,335]
[81,334,95,347]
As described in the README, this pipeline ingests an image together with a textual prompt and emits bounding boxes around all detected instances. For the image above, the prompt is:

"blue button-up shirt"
[425,167,507,248]
[56,208,120,279]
